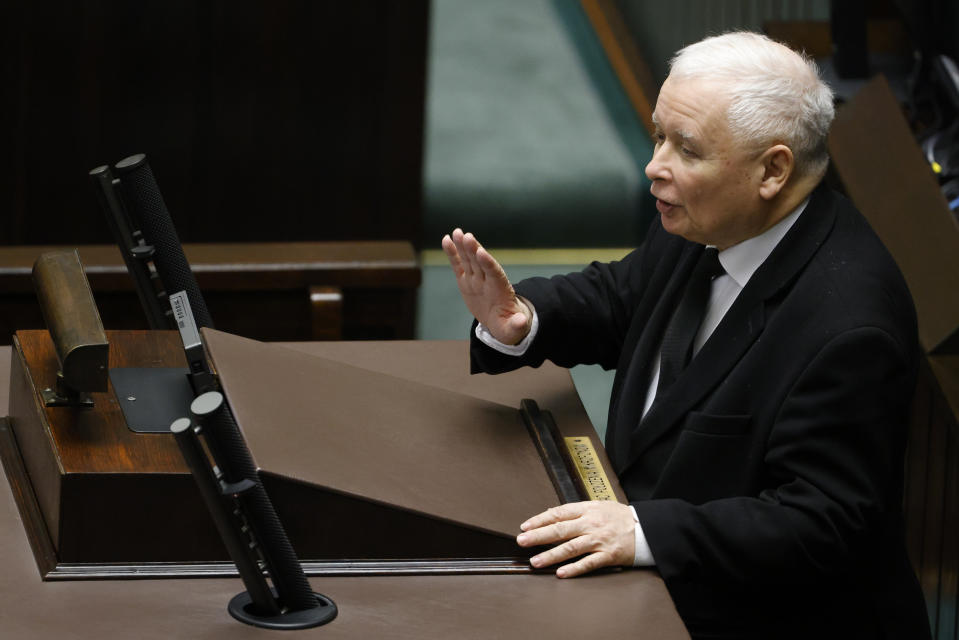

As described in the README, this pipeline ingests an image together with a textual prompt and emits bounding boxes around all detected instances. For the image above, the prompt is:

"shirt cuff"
[474,301,539,356]
[630,505,655,567]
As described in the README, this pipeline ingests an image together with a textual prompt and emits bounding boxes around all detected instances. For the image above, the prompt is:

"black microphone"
[88,164,169,329]
[189,391,332,621]
[113,153,215,329]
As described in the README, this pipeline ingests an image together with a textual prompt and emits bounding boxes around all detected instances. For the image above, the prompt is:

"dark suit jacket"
[471,185,931,639]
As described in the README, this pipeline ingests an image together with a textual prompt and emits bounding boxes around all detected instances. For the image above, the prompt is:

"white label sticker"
[170,290,201,349]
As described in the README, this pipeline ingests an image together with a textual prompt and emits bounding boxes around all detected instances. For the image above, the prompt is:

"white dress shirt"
[476,198,808,566]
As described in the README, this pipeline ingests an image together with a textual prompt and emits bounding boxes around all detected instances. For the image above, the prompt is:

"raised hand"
[441,229,533,345]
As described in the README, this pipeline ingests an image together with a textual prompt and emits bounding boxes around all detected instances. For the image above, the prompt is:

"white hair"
[668,31,835,178]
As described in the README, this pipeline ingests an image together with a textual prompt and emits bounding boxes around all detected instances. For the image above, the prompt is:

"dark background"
[1,1,429,247]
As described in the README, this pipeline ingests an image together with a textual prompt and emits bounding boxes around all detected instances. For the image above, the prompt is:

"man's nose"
[645,147,668,182]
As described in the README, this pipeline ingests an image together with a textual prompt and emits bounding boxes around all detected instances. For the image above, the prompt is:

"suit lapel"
[607,242,700,470]
[621,185,838,472]
[626,297,766,464]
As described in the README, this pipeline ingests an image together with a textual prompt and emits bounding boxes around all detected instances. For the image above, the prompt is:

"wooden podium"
[0,335,688,639]
[5,329,626,578]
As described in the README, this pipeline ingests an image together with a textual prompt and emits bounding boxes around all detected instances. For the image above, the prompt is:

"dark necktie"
[656,247,724,398]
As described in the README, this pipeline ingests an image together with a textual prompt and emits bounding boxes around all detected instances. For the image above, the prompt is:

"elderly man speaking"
[443,31,930,639]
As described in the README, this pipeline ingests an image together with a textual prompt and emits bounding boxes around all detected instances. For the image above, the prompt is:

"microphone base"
[228,590,338,630]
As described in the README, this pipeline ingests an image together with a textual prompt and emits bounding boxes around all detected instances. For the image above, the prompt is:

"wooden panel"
[309,286,343,341]
[0,418,58,577]
[921,379,948,625]
[764,19,909,58]
[940,431,959,638]
[579,0,657,136]
[6,330,227,565]
[0,242,420,292]
[0,241,420,344]
[14,330,187,474]
[829,76,959,353]
[7,337,64,550]
[905,361,933,570]
[2,2,428,248]
[920,356,959,637]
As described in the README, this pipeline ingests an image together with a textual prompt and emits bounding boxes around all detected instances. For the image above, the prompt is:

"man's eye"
[681,147,697,157]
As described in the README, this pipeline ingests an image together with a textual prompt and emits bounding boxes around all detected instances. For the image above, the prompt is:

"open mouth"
[655,198,679,215]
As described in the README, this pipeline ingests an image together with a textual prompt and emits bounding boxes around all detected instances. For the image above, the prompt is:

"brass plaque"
[564,437,615,501]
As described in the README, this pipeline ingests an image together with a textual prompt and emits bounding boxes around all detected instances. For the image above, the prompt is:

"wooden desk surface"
[0,341,689,639]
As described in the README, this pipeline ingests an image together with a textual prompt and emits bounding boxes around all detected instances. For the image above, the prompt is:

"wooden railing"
[0,241,420,344]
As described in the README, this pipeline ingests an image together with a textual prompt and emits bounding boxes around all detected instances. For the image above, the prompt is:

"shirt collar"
[713,197,810,288]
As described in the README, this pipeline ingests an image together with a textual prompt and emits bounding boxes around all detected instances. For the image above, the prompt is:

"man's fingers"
[461,231,480,253]
[451,231,475,279]
[463,232,496,283]
[441,234,464,276]
[442,229,471,278]
[517,517,580,548]
[474,246,508,285]
[528,533,590,567]
[529,538,617,578]
[520,503,584,532]
[555,552,610,579]
[517,504,592,547]
[448,229,478,279]
[445,230,515,299]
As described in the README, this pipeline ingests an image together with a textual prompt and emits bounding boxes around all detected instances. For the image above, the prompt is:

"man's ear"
[758,145,793,200]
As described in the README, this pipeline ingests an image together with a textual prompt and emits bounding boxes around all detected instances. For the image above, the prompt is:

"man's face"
[645,78,769,250]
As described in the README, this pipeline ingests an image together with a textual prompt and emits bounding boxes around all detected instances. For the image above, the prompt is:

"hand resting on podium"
[518,502,636,578]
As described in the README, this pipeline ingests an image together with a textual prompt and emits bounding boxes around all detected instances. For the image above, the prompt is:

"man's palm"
[442,229,531,345]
